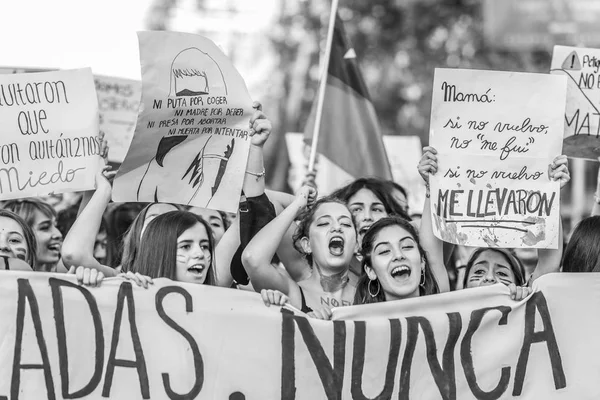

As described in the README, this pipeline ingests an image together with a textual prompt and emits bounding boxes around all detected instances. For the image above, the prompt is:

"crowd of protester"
[0,102,594,321]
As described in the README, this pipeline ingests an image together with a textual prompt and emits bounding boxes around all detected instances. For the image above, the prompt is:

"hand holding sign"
[418,146,439,183]
[548,155,570,188]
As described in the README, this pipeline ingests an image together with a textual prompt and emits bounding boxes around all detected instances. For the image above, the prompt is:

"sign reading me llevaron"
[429,68,566,249]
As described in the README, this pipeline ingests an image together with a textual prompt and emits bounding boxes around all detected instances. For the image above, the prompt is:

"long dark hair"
[563,216,600,273]
[292,196,354,267]
[463,248,526,287]
[331,178,411,221]
[120,203,178,272]
[354,217,438,304]
[107,202,147,267]
[0,209,37,268]
[131,211,216,285]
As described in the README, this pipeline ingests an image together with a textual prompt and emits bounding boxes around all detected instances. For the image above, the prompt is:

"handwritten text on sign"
[0,272,596,399]
[429,69,566,249]
[551,45,600,159]
[113,31,253,212]
[0,69,101,199]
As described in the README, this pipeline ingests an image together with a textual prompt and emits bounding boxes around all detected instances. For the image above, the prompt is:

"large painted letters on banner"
[0,271,595,399]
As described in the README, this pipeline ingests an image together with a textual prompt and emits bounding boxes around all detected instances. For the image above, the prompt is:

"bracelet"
[594,193,600,204]
[246,168,266,180]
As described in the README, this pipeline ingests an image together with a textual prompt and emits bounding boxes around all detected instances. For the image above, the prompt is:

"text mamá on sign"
[441,82,494,103]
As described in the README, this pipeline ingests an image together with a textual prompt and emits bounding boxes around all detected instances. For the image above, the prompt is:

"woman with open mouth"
[354,216,440,304]
[129,210,217,286]
[331,178,453,295]
[259,215,443,312]
[3,198,65,272]
[243,186,359,317]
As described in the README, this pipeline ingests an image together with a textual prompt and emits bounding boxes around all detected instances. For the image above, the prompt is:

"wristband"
[246,168,266,180]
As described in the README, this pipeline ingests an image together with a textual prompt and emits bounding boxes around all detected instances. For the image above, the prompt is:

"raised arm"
[531,155,570,281]
[242,186,316,309]
[214,102,272,286]
[242,102,270,197]
[214,215,239,287]
[264,176,315,282]
[417,146,450,293]
[61,166,118,277]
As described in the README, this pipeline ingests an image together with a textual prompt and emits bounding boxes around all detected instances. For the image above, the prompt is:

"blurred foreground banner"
[0,271,596,399]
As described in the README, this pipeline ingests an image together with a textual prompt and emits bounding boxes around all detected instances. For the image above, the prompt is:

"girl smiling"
[354,217,439,304]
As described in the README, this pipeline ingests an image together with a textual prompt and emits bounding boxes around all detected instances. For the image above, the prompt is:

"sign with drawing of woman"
[113,31,253,212]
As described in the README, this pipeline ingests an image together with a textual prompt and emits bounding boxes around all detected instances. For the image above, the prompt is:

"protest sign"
[551,45,600,160]
[383,135,427,215]
[112,31,254,212]
[0,68,141,164]
[94,75,141,163]
[429,68,566,249]
[0,271,596,399]
[0,68,101,200]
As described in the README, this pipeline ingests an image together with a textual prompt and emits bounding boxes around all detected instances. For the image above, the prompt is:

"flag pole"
[307,0,340,173]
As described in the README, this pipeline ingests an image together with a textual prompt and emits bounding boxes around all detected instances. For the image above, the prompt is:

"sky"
[0,0,151,79]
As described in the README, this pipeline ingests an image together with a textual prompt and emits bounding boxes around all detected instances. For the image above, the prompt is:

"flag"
[304,14,392,180]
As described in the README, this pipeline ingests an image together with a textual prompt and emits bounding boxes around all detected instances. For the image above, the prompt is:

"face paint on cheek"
[499,277,514,285]
[14,246,27,258]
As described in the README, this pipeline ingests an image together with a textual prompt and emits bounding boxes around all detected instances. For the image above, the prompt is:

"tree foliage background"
[145,0,553,192]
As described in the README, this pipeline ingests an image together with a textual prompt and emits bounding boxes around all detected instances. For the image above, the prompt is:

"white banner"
[0,272,597,399]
